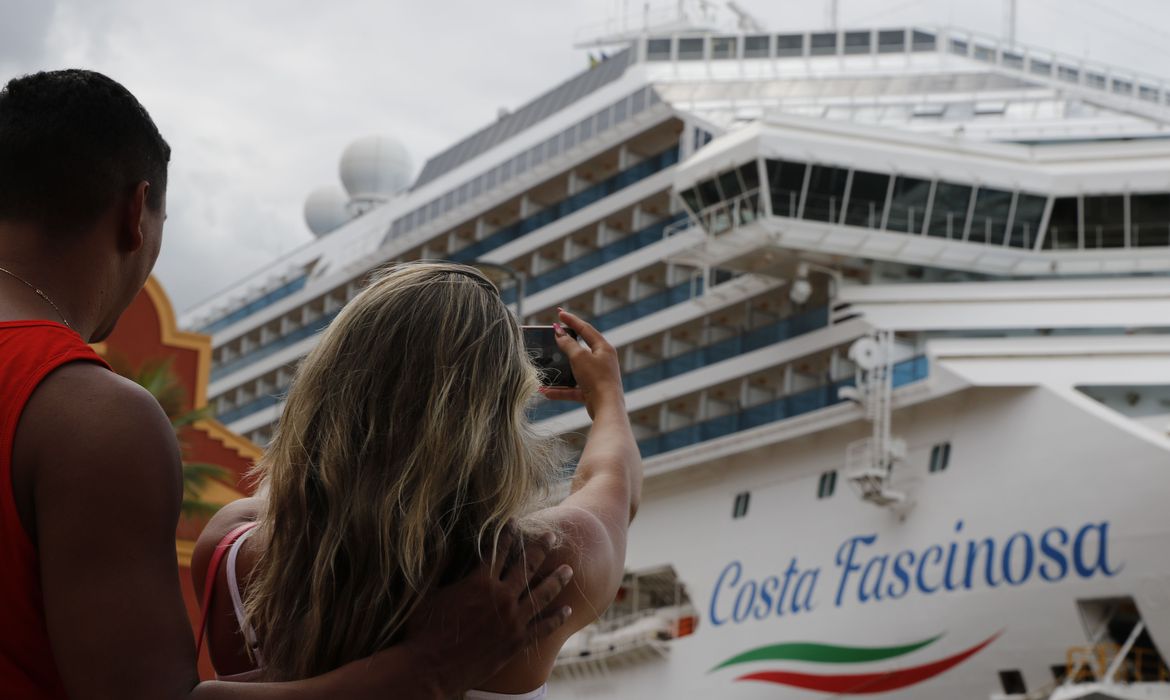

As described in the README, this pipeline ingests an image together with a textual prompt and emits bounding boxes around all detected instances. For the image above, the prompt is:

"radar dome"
[339,135,412,199]
[304,185,350,237]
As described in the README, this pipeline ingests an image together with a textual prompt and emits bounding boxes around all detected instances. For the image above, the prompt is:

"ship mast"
[1005,0,1018,45]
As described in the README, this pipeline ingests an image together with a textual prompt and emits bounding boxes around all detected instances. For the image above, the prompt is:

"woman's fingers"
[540,387,584,403]
[522,564,574,626]
[557,308,606,351]
[506,533,554,593]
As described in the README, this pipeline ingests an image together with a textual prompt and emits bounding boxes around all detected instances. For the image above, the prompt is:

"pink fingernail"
[553,322,565,337]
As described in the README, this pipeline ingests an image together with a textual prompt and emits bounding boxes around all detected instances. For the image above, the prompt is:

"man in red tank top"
[0,70,572,700]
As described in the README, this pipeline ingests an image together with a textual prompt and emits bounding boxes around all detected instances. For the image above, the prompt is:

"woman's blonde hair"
[244,261,563,680]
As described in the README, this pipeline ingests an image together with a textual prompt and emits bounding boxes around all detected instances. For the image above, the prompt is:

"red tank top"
[0,321,110,699]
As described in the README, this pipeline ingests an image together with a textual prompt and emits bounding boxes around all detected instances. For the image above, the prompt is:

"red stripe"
[736,632,1000,695]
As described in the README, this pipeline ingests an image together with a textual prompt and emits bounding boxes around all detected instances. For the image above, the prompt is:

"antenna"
[828,0,840,30]
[727,1,764,32]
[1005,0,1018,45]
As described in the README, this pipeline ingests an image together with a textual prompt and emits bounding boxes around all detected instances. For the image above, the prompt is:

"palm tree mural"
[107,353,234,518]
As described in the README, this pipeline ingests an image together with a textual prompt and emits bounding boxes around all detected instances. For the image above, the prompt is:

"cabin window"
[732,491,751,519]
[929,442,952,473]
[998,670,1027,695]
[817,471,837,499]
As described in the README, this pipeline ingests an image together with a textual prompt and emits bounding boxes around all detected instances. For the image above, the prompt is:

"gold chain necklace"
[0,265,71,328]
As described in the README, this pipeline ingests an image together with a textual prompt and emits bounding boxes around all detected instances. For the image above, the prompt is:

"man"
[0,69,572,699]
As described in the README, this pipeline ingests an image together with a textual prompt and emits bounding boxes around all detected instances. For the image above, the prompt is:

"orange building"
[96,277,259,679]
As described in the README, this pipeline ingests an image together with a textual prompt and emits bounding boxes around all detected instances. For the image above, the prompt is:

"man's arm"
[21,364,569,699]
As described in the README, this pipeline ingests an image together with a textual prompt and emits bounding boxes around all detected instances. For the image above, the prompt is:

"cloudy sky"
[2,0,1170,312]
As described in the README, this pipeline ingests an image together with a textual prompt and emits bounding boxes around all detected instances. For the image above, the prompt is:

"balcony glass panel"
[886,175,931,233]
[968,187,1013,244]
[744,35,770,58]
[593,278,704,332]
[678,38,704,60]
[199,276,309,334]
[647,38,672,61]
[911,31,936,51]
[1009,193,1048,248]
[1044,197,1080,250]
[211,308,340,381]
[637,356,929,458]
[766,159,806,218]
[448,145,679,264]
[712,36,737,59]
[776,34,804,57]
[878,30,906,53]
[1082,195,1126,248]
[217,392,283,426]
[1131,193,1170,247]
[802,165,849,223]
[926,181,972,240]
[844,31,871,55]
[843,170,888,229]
[810,32,838,56]
[525,212,688,295]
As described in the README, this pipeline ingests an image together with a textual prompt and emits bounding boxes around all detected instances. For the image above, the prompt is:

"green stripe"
[710,635,942,672]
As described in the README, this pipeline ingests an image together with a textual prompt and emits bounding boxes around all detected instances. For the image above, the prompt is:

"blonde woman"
[193,262,643,698]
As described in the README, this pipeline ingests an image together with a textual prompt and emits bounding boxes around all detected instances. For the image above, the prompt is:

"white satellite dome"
[339,135,412,200]
[303,185,351,237]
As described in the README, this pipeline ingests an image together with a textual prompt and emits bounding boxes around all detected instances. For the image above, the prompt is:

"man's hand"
[403,526,573,698]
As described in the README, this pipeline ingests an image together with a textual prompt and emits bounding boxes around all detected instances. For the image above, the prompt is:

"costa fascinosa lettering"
[709,520,1122,626]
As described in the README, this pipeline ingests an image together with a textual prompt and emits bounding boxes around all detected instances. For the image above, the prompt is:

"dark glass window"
[844,170,889,228]
[1130,193,1170,247]
[929,442,951,473]
[738,163,760,194]
[802,165,849,223]
[1003,52,1024,70]
[732,491,751,518]
[776,34,804,57]
[647,38,672,61]
[1112,79,1134,96]
[926,182,973,239]
[1009,193,1048,248]
[886,175,931,233]
[911,30,936,51]
[969,187,1013,244]
[680,188,702,215]
[696,177,723,210]
[878,30,906,53]
[678,37,704,60]
[817,471,837,499]
[949,39,969,56]
[717,168,745,201]
[1045,197,1079,249]
[810,32,838,56]
[974,44,995,62]
[767,159,807,217]
[999,670,1027,695]
[712,36,737,59]
[1083,195,1126,248]
[1086,72,1107,90]
[844,31,871,55]
[1058,65,1080,82]
[744,35,770,58]
[1030,59,1052,76]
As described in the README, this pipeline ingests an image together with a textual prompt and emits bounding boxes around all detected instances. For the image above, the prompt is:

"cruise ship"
[180,4,1170,698]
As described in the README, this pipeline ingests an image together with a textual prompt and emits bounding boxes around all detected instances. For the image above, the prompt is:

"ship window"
[776,34,804,57]
[844,31,871,55]
[696,176,723,210]
[886,175,931,233]
[1140,85,1160,102]
[678,37,705,61]
[1003,52,1024,70]
[744,35,770,58]
[712,36,737,60]
[911,31,936,51]
[817,471,837,499]
[1083,195,1126,248]
[1058,65,1080,82]
[1112,79,1134,96]
[973,44,995,62]
[968,187,1013,245]
[926,181,973,240]
[766,159,807,218]
[1044,197,1079,249]
[1130,193,1170,247]
[738,163,760,196]
[802,165,849,223]
[1086,72,1107,90]
[949,38,969,56]
[1009,193,1048,249]
[732,491,751,518]
[929,442,951,473]
[998,670,1027,695]
[717,168,745,202]
[844,170,889,229]
[647,38,672,61]
[1030,58,1052,76]
[878,30,905,53]
[680,188,702,215]
[810,32,837,56]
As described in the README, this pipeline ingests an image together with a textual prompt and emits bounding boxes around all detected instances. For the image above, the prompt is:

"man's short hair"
[0,69,171,233]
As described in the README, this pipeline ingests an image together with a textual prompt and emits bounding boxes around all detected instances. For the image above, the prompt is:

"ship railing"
[682,187,764,239]
[1064,644,1170,684]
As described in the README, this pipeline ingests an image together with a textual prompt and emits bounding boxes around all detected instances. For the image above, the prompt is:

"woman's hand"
[541,307,625,420]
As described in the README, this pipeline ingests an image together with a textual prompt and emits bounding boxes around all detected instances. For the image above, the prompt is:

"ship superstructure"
[181,8,1170,698]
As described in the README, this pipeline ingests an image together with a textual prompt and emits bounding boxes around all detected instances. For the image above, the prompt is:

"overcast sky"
[3,0,1170,312]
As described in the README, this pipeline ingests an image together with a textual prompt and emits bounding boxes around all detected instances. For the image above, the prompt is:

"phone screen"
[522,325,577,388]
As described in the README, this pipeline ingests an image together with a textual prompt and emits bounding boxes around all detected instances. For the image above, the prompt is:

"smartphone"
[522,325,578,388]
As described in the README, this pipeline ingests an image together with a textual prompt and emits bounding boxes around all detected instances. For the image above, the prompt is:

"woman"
[193,262,642,697]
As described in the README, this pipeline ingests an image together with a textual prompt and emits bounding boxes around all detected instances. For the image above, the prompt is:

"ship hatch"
[1061,597,1170,685]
